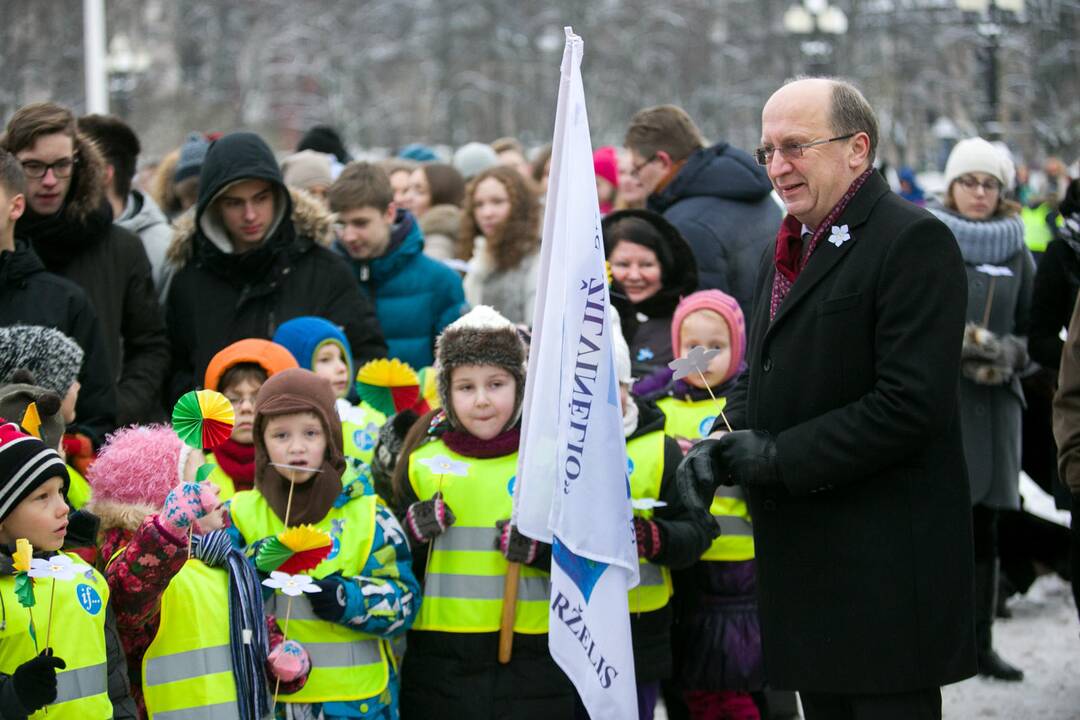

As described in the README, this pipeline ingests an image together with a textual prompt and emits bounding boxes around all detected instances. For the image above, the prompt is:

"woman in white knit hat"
[929,137,1033,682]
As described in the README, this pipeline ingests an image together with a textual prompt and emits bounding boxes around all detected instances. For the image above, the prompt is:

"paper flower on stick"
[13,539,35,608]
[262,571,322,597]
[974,263,1014,277]
[28,555,84,582]
[255,525,333,575]
[172,390,235,450]
[669,346,722,382]
[631,498,668,511]
[355,359,421,415]
[417,455,470,476]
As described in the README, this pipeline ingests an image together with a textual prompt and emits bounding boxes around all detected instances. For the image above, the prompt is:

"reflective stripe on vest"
[151,702,241,720]
[142,560,240,719]
[229,488,389,702]
[409,440,550,634]
[657,396,726,442]
[0,554,112,719]
[702,485,755,562]
[627,431,673,613]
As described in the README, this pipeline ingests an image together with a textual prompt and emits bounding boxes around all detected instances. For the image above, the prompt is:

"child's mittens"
[634,517,663,559]
[12,650,66,713]
[404,493,455,545]
[268,640,310,683]
[160,481,221,539]
[308,574,348,622]
[495,519,539,564]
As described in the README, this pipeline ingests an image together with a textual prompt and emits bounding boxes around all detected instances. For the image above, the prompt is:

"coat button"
[763,499,777,511]
[763,356,773,372]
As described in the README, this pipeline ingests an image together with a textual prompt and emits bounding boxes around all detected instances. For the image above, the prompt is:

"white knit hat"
[944,137,1015,191]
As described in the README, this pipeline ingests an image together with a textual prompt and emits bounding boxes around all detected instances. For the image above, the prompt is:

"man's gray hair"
[828,79,878,166]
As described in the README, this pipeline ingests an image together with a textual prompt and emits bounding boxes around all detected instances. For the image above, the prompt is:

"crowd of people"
[0,74,1077,720]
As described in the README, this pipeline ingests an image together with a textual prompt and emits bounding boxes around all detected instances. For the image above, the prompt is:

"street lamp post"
[783,0,848,76]
[956,0,1024,139]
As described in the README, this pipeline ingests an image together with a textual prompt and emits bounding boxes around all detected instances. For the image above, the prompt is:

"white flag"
[513,26,639,720]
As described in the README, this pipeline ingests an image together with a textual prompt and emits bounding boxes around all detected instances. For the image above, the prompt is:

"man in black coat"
[164,132,387,401]
[678,78,976,719]
[2,102,169,428]
[0,150,116,447]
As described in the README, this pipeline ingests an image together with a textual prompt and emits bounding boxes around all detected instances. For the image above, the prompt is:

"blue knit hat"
[175,131,210,183]
[398,143,438,162]
[272,317,354,383]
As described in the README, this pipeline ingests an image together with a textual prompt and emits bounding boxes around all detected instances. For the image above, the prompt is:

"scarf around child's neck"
[441,425,521,459]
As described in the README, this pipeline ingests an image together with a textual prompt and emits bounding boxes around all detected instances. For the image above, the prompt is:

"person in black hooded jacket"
[2,102,169,429]
[164,132,386,402]
[0,150,116,448]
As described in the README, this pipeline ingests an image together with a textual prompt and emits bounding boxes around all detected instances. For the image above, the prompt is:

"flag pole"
[498,563,521,663]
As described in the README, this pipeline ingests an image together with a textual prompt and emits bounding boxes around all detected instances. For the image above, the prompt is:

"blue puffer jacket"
[648,142,783,324]
[336,209,467,369]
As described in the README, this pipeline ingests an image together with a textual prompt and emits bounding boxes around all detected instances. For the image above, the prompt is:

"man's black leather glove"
[716,430,781,488]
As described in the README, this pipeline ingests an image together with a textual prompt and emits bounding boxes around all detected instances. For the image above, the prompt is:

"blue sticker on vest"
[353,427,376,452]
[699,416,717,438]
[626,457,635,476]
[636,347,655,362]
[327,519,345,560]
[75,583,103,615]
[507,475,516,497]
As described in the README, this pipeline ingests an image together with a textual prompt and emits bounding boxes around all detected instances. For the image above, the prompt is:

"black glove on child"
[495,519,539,564]
[677,431,780,522]
[404,493,455,545]
[12,650,66,713]
[308,574,348,622]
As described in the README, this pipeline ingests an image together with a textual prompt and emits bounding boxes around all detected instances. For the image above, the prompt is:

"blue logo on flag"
[699,416,716,438]
[553,538,607,604]
[75,583,102,615]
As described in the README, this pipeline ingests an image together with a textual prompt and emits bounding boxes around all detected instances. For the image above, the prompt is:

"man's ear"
[849,133,871,170]
[655,150,673,171]
[103,164,115,187]
[9,193,25,222]
[384,202,397,224]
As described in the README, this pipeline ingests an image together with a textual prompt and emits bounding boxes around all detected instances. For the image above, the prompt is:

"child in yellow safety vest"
[203,339,300,500]
[605,310,712,720]
[637,289,764,719]
[228,368,419,720]
[389,306,575,719]
[86,423,310,719]
[0,419,137,719]
[272,315,387,481]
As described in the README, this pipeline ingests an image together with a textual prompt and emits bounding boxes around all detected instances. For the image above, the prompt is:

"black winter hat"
[0,419,68,522]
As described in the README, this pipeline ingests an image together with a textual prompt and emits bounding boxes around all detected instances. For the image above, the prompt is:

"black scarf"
[17,201,113,272]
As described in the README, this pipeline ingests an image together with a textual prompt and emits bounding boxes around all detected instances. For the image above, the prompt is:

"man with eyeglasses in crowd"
[1,102,168,432]
[677,78,977,719]
[623,104,782,320]
[163,131,385,403]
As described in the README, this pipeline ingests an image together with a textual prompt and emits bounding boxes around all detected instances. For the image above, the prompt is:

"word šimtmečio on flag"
[513,26,640,720]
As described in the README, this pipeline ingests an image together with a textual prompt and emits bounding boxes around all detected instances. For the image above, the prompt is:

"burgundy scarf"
[770,169,874,320]
[213,438,255,493]
[442,426,520,459]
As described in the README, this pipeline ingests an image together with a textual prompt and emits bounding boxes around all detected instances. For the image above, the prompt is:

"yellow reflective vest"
[338,400,387,468]
[229,488,390,703]
[65,464,91,510]
[0,554,111,719]
[655,395,754,561]
[140,559,240,719]
[202,454,237,501]
[409,440,550,634]
[626,430,673,613]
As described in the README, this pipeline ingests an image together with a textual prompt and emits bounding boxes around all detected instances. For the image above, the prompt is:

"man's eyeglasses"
[754,134,856,166]
[955,175,1001,194]
[20,157,77,179]
[630,154,657,179]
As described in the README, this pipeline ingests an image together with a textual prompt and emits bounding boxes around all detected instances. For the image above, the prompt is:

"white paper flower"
[974,263,1014,277]
[417,455,470,476]
[827,224,850,247]
[631,498,668,510]
[27,555,84,582]
[668,346,722,381]
[261,571,322,597]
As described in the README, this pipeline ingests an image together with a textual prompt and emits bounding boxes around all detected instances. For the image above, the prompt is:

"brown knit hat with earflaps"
[435,306,527,432]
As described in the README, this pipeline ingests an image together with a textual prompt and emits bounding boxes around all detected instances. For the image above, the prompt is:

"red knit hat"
[670,290,746,385]
[593,146,619,189]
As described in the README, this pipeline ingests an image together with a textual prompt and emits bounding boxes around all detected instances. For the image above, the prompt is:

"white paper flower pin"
[417,455,470,476]
[827,224,851,247]
[27,555,84,582]
[631,498,668,510]
[668,346,721,381]
[262,571,322,597]
[974,264,1014,277]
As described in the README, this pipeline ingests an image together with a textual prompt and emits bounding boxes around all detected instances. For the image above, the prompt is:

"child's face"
[262,411,327,484]
[450,365,517,441]
[0,476,69,551]
[224,377,261,444]
[313,344,350,399]
[679,310,732,389]
[60,380,80,424]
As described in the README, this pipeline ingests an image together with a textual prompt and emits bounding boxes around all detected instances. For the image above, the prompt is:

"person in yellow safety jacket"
[85,423,309,718]
[0,419,137,719]
[229,368,419,720]
[605,304,713,720]
[272,316,389,474]
[639,289,765,718]
[204,338,301,501]
[389,306,574,719]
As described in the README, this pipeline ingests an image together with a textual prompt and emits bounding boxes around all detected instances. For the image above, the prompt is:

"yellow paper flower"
[13,538,32,573]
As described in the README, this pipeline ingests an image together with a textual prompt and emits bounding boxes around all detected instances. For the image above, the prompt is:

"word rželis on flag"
[512,26,640,720]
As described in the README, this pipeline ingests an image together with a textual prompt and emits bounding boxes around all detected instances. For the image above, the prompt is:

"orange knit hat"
[203,339,299,390]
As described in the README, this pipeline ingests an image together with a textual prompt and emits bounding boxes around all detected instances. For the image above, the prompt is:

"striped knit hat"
[0,419,69,522]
